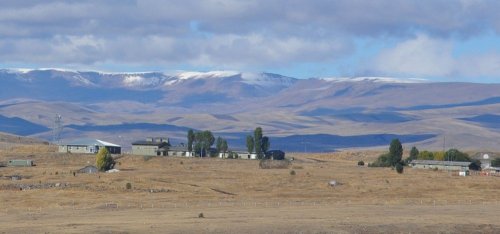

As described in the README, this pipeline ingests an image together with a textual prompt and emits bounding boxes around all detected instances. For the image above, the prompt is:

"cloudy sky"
[1,0,500,82]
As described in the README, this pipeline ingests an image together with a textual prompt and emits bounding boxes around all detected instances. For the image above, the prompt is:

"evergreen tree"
[261,136,270,154]
[246,135,254,154]
[254,127,263,159]
[187,129,195,152]
[407,146,419,162]
[221,139,228,158]
[216,136,223,154]
[389,138,403,166]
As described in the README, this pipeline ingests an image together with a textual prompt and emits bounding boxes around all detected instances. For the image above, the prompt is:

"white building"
[59,138,121,154]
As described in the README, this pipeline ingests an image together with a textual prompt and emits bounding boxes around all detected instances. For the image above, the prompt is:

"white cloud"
[370,34,500,79]
[1,0,500,80]
[371,35,454,77]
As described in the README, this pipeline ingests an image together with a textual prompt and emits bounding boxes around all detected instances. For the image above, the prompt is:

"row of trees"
[406,147,473,162]
[370,138,481,170]
[187,129,228,157]
[246,127,270,159]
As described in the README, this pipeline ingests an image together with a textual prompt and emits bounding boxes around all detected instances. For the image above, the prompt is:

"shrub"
[369,153,391,167]
[180,161,184,165]
[290,170,296,175]
[198,213,204,218]
[357,161,365,166]
[143,156,153,162]
[126,182,132,190]
[395,163,404,174]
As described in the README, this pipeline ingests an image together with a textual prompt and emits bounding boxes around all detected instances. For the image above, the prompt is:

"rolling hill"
[1,68,500,152]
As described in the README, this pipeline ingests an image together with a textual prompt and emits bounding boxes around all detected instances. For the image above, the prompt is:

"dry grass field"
[1,146,499,233]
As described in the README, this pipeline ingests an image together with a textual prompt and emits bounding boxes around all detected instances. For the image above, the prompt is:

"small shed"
[8,159,34,167]
[78,165,98,174]
[265,150,286,160]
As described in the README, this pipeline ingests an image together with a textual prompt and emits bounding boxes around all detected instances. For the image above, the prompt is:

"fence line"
[4,198,500,216]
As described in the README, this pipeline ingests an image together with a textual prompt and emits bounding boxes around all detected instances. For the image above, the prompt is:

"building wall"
[168,150,186,157]
[132,145,159,156]
[64,145,94,154]
[105,146,121,154]
[59,145,120,154]
[412,164,467,171]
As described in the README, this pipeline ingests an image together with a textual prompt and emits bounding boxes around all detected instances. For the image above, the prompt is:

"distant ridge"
[1,68,500,151]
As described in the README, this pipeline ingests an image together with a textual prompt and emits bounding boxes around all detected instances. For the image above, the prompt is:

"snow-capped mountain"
[0,69,299,104]
[2,68,500,151]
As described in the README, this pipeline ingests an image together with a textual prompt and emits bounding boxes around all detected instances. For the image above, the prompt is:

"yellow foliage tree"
[96,147,114,171]
[433,151,445,161]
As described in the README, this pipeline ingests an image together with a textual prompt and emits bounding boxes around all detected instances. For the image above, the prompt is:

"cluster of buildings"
[58,137,282,160]
[409,152,500,173]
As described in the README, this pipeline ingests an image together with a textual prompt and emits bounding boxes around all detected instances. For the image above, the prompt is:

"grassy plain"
[0,145,499,233]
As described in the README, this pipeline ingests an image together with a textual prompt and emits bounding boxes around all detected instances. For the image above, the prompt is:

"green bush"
[395,163,404,174]
[290,170,296,175]
[368,153,391,167]
[126,182,132,190]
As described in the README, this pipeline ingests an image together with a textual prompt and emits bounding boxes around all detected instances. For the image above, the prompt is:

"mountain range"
[1,68,499,152]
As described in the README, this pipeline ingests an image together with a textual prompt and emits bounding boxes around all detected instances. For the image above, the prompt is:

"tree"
[246,135,254,154]
[492,157,500,167]
[444,149,470,162]
[187,129,195,152]
[193,130,214,157]
[221,139,228,158]
[261,136,270,154]
[96,147,114,172]
[433,151,445,161]
[216,136,223,154]
[388,138,403,166]
[254,127,263,159]
[418,151,434,160]
[408,146,419,162]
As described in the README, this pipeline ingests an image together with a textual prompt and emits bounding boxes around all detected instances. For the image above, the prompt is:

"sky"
[1,0,500,82]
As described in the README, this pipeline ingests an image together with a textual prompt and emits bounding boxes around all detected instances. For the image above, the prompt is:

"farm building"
[58,138,121,154]
[409,160,471,171]
[472,152,499,169]
[131,137,169,156]
[265,150,286,160]
[219,150,257,159]
[168,145,190,157]
[8,159,34,167]
[77,165,98,174]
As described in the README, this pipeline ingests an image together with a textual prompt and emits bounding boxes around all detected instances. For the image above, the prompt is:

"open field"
[1,146,500,233]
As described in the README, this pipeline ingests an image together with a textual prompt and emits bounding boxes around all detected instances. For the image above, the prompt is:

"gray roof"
[132,140,168,146]
[410,160,471,167]
[169,146,188,151]
[61,138,120,147]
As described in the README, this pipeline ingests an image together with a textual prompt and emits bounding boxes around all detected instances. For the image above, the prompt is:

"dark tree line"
[187,129,228,157]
